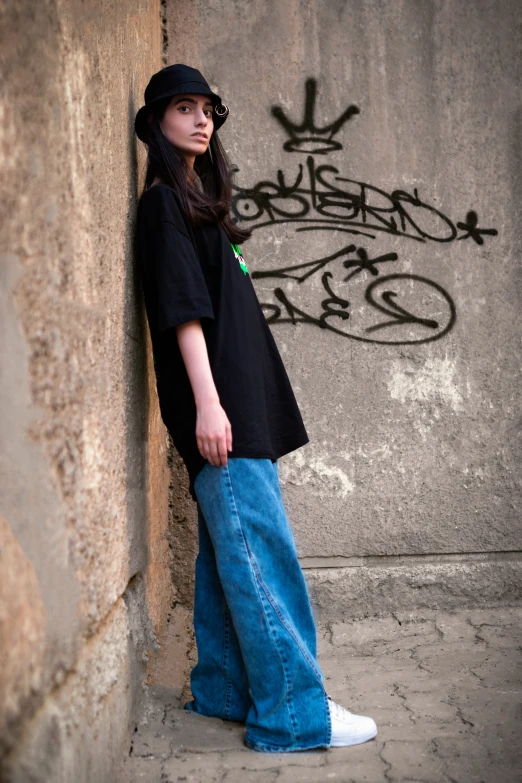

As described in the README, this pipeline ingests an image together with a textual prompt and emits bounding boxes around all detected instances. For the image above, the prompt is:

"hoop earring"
[215,103,229,119]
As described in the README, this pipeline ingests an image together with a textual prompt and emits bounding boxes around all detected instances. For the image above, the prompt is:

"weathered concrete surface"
[304,556,522,623]
[145,601,197,707]
[166,440,199,607]
[0,0,172,779]
[3,597,132,783]
[120,605,522,782]
[165,0,522,615]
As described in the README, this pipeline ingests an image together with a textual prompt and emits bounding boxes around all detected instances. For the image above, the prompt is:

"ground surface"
[121,605,522,783]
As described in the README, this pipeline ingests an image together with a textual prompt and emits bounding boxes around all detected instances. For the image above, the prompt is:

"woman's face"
[159,93,214,164]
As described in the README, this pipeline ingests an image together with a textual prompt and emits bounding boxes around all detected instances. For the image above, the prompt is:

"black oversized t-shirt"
[136,183,309,500]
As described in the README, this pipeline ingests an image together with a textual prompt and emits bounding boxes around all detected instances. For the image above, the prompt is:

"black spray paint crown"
[271,78,360,155]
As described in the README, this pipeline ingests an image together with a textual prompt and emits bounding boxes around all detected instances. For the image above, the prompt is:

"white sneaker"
[327,695,378,747]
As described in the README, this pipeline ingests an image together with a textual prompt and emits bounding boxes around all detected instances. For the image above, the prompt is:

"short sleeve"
[137,186,214,333]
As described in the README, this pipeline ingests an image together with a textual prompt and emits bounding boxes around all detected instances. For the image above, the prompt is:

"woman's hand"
[175,319,233,466]
[196,398,233,466]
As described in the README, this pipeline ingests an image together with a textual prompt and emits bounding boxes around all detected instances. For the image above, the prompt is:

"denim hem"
[243,734,330,753]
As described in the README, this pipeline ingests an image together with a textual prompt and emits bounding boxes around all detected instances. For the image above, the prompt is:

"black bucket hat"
[134,63,229,142]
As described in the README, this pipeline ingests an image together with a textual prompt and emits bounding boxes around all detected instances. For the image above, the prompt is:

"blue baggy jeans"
[184,457,331,752]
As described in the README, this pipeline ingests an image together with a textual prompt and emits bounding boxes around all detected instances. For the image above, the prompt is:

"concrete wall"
[166,0,522,617]
[0,1,174,780]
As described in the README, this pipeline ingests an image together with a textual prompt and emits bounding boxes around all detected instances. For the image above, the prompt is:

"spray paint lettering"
[232,79,497,345]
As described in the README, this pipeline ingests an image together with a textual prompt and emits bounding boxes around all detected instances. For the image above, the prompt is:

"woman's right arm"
[175,319,232,466]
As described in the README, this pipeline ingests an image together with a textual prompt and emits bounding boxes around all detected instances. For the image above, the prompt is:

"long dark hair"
[140,97,251,245]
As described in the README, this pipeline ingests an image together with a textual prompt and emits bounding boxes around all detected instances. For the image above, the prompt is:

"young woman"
[134,64,377,753]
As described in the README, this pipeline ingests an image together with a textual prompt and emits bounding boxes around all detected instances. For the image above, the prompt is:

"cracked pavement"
[120,605,522,782]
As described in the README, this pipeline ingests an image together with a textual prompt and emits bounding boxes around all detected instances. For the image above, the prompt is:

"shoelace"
[327,696,355,722]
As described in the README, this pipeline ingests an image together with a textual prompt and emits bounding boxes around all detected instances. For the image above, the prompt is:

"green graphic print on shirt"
[231,243,249,275]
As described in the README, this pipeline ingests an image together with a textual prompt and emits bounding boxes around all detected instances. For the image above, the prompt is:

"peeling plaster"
[279,449,355,498]
[387,358,464,412]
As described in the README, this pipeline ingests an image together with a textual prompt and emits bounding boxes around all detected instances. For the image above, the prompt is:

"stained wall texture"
[166,0,522,615]
[0,1,172,780]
